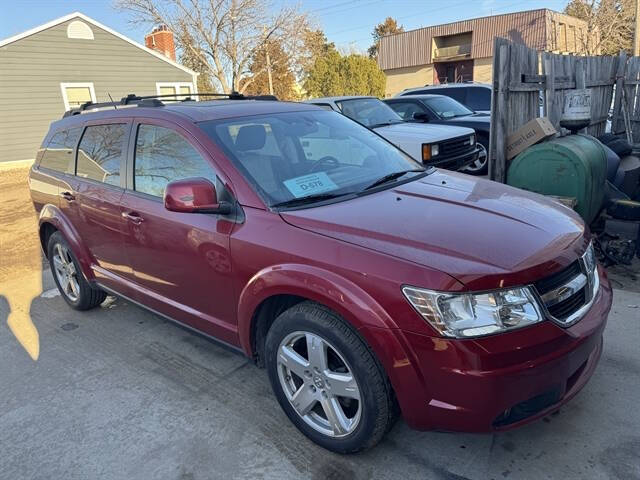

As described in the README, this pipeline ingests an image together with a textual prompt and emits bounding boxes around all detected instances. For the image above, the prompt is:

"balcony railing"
[433,43,472,60]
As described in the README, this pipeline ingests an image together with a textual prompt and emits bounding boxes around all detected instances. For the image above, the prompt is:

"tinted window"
[335,98,403,128]
[134,125,216,198]
[422,96,473,118]
[434,88,466,104]
[39,128,82,173]
[201,110,423,207]
[466,87,491,111]
[387,101,426,120]
[77,124,126,186]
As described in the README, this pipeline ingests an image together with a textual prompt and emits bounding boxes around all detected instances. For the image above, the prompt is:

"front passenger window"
[134,124,217,198]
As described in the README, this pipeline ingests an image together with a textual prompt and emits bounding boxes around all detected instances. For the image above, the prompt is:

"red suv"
[29,94,612,453]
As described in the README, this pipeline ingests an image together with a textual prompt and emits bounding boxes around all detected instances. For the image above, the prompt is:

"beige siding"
[384,65,434,97]
[0,18,194,163]
[472,57,493,83]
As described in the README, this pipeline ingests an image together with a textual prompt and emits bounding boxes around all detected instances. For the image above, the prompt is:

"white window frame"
[156,82,195,100]
[60,82,97,111]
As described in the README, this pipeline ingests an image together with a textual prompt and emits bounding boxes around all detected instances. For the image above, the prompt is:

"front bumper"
[362,268,612,432]
[425,146,479,171]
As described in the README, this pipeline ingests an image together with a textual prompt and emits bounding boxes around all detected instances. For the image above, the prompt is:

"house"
[378,9,591,97]
[0,12,198,165]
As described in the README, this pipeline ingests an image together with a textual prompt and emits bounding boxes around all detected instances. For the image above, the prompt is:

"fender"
[38,204,95,282]
[236,264,429,411]
[237,263,402,356]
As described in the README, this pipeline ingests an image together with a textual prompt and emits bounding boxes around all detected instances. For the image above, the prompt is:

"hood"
[373,122,474,143]
[281,170,586,290]
[440,115,490,128]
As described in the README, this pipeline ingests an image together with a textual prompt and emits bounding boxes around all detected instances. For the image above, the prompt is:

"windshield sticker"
[283,172,338,198]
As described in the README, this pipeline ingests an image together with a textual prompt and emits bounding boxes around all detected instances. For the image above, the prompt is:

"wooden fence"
[489,37,637,182]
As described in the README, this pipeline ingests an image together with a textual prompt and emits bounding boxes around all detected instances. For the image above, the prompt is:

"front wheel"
[462,139,488,175]
[265,302,396,453]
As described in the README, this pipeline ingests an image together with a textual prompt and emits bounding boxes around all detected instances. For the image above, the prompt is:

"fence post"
[490,42,509,182]
[544,55,556,124]
[575,58,587,133]
[612,51,627,135]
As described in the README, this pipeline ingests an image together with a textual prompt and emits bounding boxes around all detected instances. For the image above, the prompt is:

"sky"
[1,0,568,52]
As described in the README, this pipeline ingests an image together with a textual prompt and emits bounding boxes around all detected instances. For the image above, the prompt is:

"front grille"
[548,288,586,319]
[439,135,475,158]
[533,253,595,325]
[534,261,581,295]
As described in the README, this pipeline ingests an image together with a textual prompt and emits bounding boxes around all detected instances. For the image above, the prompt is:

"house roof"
[0,11,197,77]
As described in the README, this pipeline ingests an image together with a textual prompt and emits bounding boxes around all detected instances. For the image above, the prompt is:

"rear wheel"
[48,232,106,310]
[265,302,395,453]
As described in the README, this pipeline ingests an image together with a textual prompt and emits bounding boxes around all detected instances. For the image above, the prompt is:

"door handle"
[60,191,75,202]
[122,211,144,224]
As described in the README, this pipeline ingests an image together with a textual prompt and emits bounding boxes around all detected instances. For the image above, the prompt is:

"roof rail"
[63,92,278,118]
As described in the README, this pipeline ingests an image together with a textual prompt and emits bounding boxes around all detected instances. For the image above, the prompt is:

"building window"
[156,82,194,101]
[60,83,96,111]
[66,20,94,40]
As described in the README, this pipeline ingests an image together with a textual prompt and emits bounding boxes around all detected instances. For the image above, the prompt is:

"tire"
[607,138,632,158]
[48,231,106,310]
[462,136,488,175]
[598,133,619,145]
[265,302,396,453]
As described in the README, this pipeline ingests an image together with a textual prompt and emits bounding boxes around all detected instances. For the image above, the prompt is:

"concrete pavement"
[1,268,639,480]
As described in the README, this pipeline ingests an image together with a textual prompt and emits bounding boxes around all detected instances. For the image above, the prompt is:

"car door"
[119,119,238,345]
[58,120,133,294]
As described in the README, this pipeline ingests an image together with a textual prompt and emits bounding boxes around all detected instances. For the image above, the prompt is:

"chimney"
[145,25,176,61]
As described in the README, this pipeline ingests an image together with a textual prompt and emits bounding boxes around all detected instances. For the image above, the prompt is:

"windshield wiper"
[369,121,402,128]
[362,169,425,191]
[271,192,351,209]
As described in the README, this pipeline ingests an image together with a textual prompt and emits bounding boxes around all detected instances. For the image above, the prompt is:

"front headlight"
[402,285,544,338]
[469,134,475,146]
[431,144,439,156]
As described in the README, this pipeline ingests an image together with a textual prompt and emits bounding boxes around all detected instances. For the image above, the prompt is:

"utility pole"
[635,0,640,56]
[263,26,274,95]
[266,45,274,95]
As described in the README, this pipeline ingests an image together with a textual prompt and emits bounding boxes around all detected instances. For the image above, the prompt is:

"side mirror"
[164,177,232,215]
[413,112,430,122]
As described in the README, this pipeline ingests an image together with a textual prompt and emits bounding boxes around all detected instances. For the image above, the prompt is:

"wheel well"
[250,294,306,367]
[39,223,57,258]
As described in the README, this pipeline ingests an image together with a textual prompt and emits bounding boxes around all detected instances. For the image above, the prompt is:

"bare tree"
[565,0,634,55]
[116,0,309,93]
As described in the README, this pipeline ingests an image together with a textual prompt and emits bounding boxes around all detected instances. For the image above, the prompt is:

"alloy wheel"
[277,331,362,438]
[52,243,80,302]
[464,142,488,172]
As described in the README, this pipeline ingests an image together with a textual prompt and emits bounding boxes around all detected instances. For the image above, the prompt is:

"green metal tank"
[506,134,607,224]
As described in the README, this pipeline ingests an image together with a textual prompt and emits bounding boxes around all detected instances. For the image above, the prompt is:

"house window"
[156,82,194,102]
[60,83,96,111]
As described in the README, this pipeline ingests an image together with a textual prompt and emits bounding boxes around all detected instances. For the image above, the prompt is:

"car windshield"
[335,98,404,128]
[199,110,425,208]
[423,96,473,118]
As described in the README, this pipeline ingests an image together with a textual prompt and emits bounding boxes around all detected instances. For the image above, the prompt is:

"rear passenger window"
[134,124,216,198]
[77,124,126,186]
[39,128,82,174]
[466,87,491,111]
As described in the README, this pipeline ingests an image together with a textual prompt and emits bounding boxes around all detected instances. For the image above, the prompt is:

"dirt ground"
[0,166,43,282]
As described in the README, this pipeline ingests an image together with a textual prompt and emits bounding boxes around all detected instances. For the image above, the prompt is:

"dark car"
[29,93,611,454]
[396,82,492,114]
[385,94,490,174]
